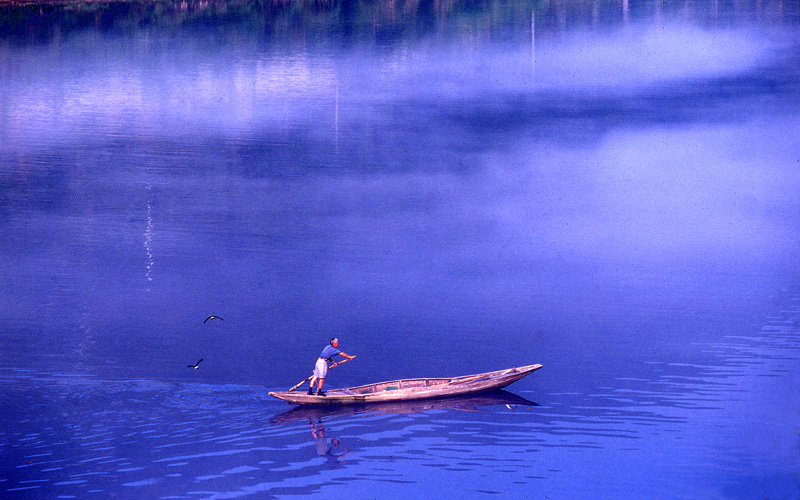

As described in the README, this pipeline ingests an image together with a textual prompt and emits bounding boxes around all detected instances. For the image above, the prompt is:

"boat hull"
[269,363,542,406]
[271,390,539,422]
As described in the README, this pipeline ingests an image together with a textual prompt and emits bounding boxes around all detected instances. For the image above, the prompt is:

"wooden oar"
[288,356,355,392]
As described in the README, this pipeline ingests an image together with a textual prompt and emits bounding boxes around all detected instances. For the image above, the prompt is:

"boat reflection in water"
[274,391,538,470]
[272,390,538,424]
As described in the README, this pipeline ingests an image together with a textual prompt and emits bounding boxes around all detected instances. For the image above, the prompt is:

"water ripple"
[1,296,798,498]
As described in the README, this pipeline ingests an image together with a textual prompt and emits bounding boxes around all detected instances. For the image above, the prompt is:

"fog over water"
[1,0,799,498]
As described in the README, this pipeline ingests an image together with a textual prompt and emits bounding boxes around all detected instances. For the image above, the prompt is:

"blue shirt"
[319,345,342,360]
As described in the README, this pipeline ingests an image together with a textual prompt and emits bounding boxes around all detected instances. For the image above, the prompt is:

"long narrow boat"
[269,363,542,406]
[271,391,539,423]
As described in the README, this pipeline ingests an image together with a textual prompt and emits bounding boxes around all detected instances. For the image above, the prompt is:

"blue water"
[2,0,799,498]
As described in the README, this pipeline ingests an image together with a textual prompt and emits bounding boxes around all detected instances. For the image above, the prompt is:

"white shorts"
[313,358,329,379]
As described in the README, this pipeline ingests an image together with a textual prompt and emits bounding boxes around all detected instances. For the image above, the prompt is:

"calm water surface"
[1,0,799,498]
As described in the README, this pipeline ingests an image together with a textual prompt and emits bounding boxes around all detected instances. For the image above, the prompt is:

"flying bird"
[188,359,204,369]
[204,315,223,324]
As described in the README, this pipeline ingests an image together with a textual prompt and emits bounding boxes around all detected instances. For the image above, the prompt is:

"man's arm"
[333,352,355,366]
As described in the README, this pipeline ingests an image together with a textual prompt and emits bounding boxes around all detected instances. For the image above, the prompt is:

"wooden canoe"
[271,390,539,423]
[269,363,542,406]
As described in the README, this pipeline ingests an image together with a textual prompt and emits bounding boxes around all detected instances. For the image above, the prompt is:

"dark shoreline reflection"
[271,390,539,424]
[1,0,797,45]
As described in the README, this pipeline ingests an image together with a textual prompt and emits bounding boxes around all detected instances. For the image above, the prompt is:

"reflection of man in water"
[310,419,350,466]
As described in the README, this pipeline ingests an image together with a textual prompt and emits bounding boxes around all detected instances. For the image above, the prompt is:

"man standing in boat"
[308,338,355,396]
